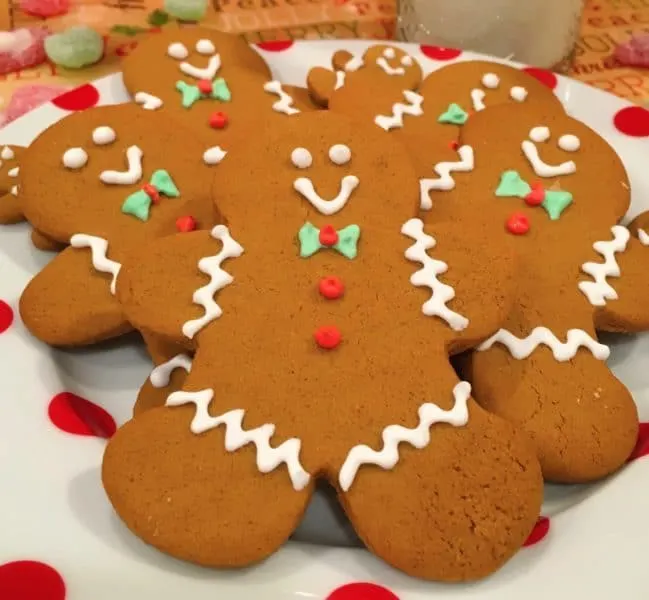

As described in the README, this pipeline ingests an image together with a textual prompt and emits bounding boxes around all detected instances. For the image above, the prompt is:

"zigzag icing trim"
[401,218,469,331]
[149,353,192,388]
[478,327,610,361]
[263,81,300,116]
[374,90,424,131]
[338,381,471,492]
[419,145,474,210]
[70,233,122,295]
[578,225,630,307]
[182,225,244,340]
[166,389,311,491]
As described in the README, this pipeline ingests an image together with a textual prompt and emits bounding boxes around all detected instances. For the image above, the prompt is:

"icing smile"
[521,126,579,178]
[376,57,405,75]
[100,145,144,186]
[167,39,222,81]
[180,54,221,80]
[294,175,360,216]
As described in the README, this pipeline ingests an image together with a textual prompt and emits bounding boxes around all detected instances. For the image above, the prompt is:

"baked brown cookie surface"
[0,145,26,225]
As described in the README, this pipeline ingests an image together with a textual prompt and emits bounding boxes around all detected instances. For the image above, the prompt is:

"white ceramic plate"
[1,40,649,600]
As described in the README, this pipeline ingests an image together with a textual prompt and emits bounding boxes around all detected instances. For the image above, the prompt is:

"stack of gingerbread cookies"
[2,25,649,584]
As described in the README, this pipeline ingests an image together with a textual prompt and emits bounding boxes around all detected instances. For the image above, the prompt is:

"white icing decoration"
[522,140,576,178]
[182,225,244,340]
[180,54,221,80]
[149,354,193,388]
[134,92,163,110]
[529,126,550,143]
[482,73,499,88]
[62,147,88,170]
[166,388,310,491]
[8,167,19,177]
[196,39,215,55]
[510,86,528,102]
[99,145,143,185]
[290,147,312,169]
[558,134,580,152]
[383,47,396,59]
[376,57,405,76]
[1,146,14,160]
[401,54,413,66]
[263,81,300,115]
[328,144,351,166]
[167,42,188,60]
[203,146,227,165]
[478,327,610,361]
[578,225,630,307]
[92,126,116,146]
[10,185,18,196]
[374,90,424,131]
[344,55,364,72]
[401,218,469,331]
[638,228,649,246]
[419,145,474,210]
[70,234,122,295]
[470,88,486,111]
[334,70,346,90]
[338,381,471,492]
[294,175,359,216]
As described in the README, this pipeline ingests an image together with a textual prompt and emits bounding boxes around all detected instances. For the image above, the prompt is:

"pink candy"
[614,34,649,68]
[0,27,49,75]
[0,84,70,127]
[19,0,70,18]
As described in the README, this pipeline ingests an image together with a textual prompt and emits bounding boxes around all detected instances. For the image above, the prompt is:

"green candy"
[542,190,573,220]
[437,103,468,125]
[495,170,531,198]
[164,0,207,21]
[44,26,103,69]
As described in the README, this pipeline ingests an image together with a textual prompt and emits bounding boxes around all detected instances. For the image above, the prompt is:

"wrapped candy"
[0,27,49,75]
[19,0,70,18]
[44,26,103,69]
[0,84,70,126]
[614,34,649,68]
[164,0,207,21]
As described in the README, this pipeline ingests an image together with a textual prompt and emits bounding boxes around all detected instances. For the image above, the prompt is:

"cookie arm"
[332,49,354,71]
[0,190,23,224]
[306,66,339,108]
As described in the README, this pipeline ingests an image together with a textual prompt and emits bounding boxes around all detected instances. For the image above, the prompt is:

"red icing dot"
[209,111,229,129]
[419,45,462,61]
[0,300,14,334]
[523,516,550,547]
[449,140,459,151]
[48,392,116,438]
[522,67,558,90]
[613,106,649,137]
[314,325,341,350]
[256,40,294,52]
[627,422,649,462]
[0,560,66,600]
[319,225,339,247]
[176,215,197,233]
[327,582,400,600]
[319,276,345,300]
[198,79,213,95]
[142,183,160,204]
[51,84,99,112]
[525,183,545,207]
[506,212,530,235]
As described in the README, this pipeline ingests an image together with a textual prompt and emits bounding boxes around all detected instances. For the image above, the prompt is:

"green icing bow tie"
[121,169,180,222]
[176,78,231,108]
[437,103,468,125]
[298,222,361,260]
[495,170,573,221]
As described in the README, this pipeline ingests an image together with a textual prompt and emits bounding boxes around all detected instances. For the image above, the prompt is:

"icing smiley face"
[167,38,222,81]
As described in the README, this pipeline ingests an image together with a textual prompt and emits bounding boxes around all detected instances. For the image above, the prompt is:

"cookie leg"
[19,245,131,345]
[31,228,66,252]
[103,404,312,566]
[0,190,23,224]
[340,400,542,582]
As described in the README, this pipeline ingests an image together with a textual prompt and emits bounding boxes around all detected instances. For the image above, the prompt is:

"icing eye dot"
[62,147,88,170]
[482,73,500,89]
[529,126,551,143]
[92,126,116,146]
[558,134,580,152]
[401,54,413,66]
[510,86,528,102]
[383,47,396,59]
[291,147,312,169]
[196,39,216,55]
[167,42,189,60]
[328,144,351,165]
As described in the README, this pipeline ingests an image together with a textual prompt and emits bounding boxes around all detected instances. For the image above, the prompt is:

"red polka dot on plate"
[0,300,14,334]
[0,560,66,600]
[523,516,550,547]
[627,422,649,462]
[522,66,558,90]
[48,392,116,439]
[51,84,99,112]
[419,45,462,61]
[613,106,649,137]
[256,40,294,52]
[327,582,399,600]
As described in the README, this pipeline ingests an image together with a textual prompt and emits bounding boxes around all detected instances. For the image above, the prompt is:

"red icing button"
[449,140,459,151]
[209,111,228,129]
[0,300,14,334]
[419,45,462,61]
[52,83,99,111]
[525,182,545,206]
[523,516,550,547]
[506,212,530,235]
[628,422,649,462]
[142,183,160,204]
[48,392,117,438]
[327,582,400,600]
[319,276,345,300]
[256,40,294,52]
[176,215,197,233]
[319,225,339,247]
[314,325,341,350]
[198,79,213,95]
[522,66,558,90]
[613,106,649,137]
[0,560,66,600]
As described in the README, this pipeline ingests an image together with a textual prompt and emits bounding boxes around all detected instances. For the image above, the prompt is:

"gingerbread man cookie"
[0,144,26,225]
[433,102,645,483]
[19,103,222,346]
[103,111,543,582]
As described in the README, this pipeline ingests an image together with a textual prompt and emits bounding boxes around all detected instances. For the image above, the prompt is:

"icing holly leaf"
[121,191,151,222]
[150,169,180,197]
[496,170,531,198]
[147,9,169,26]
[438,103,468,125]
[542,189,573,220]
[337,224,361,259]
[298,222,320,258]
